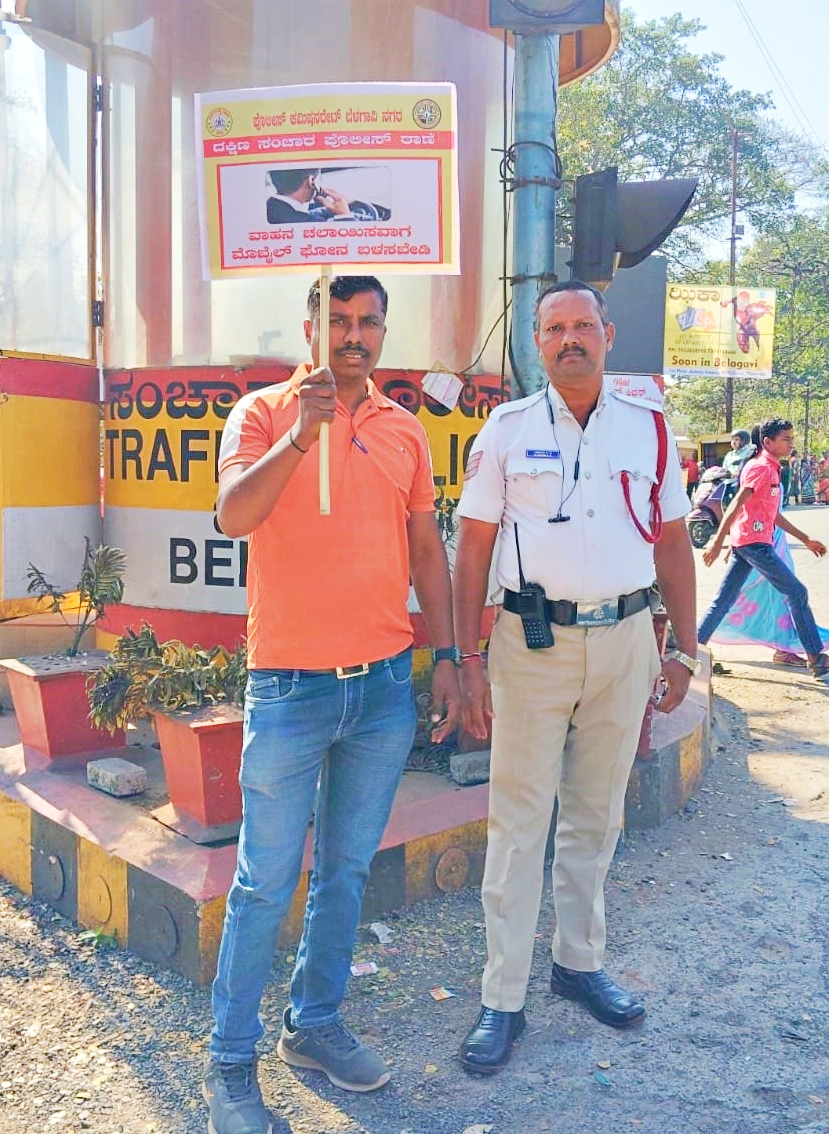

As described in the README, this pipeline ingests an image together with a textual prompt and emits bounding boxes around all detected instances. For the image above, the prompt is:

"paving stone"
[86,757,147,797]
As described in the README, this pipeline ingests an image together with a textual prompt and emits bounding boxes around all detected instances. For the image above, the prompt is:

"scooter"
[686,465,737,548]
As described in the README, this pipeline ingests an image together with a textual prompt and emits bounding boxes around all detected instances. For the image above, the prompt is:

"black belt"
[503,587,650,627]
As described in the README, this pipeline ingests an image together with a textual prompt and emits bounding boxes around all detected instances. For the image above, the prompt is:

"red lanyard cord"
[619,407,668,545]
[621,472,664,545]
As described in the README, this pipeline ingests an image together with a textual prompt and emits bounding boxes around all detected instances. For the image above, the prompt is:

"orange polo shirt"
[218,364,437,669]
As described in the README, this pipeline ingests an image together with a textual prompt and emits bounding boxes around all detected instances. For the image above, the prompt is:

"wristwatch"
[665,649,702,675]
[432,646,461,666]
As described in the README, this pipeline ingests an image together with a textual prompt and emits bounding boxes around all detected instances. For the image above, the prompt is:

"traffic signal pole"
[725,127,739,432]
[509,32,560,397]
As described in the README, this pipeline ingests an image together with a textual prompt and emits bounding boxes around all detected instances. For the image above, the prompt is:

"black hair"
[307,275,388,318]
[731,429,751,446]
[269,168,319,195]
[534,279,610,332]
[750,418,792,448]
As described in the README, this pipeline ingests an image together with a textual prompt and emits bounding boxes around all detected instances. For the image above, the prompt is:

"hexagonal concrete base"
[0,654,710,984]
[0,718,489,984]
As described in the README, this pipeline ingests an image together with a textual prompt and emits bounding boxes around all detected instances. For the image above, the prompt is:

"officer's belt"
[503,587,650,628]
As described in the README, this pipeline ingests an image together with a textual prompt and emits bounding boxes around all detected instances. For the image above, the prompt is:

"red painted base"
[153,705,243,830]
[1,660,125,759]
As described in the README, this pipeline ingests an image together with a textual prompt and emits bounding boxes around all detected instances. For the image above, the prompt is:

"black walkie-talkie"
[512,524,554,650]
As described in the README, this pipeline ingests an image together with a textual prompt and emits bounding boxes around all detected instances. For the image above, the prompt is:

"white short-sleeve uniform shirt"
[456,377,690,602]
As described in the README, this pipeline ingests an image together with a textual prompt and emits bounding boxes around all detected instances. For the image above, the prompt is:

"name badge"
[525,449,560,459]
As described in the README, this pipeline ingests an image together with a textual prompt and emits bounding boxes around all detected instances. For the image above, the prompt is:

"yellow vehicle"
[696,433,734,470]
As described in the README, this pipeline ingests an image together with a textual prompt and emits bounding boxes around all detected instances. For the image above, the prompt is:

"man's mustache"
[557,346,586,361]
[335,345,370,357]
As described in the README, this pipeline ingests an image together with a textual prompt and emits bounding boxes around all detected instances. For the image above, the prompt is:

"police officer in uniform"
[453,280,698,1073]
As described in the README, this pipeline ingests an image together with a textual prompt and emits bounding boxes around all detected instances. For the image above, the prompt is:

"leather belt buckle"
[335,663,370,680]
[575,598,619,627]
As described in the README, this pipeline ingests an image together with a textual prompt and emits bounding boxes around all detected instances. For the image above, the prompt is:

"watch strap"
[666,649,700,675]
[432,646,461,666]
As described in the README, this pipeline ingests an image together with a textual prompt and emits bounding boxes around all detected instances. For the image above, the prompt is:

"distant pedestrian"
[800,457,816,504]
[698,419,829,680]
[779,453,792,509]
[709,526,829,668]
[816,453,829,504]
[787,449,800,505]
[684,454,700,502]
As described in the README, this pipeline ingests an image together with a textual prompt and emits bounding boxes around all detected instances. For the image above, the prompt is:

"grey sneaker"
[202,1059,273,1134]
[276,1007,390,1092]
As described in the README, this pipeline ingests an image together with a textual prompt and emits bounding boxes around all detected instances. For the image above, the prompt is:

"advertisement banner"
[195,82,459,279]
[663,284,776,379]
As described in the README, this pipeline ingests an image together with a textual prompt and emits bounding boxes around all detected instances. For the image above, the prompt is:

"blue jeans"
[210,649,416,1063]
[698,541,822,657]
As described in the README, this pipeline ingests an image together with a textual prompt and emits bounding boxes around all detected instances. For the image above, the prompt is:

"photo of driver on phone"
[266,166,391,224]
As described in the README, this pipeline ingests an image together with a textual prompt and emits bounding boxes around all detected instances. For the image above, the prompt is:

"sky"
[626,0,829,150]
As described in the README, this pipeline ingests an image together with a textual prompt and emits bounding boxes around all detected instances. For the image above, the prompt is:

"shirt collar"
[758,447,780,470]
[545,376,608,419]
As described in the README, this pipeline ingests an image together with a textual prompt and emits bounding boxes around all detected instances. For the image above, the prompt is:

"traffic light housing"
[489,0,605,33]
[570,167,698,288]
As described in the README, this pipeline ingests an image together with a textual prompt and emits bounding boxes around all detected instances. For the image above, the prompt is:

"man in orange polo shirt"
[203,276,459,1134]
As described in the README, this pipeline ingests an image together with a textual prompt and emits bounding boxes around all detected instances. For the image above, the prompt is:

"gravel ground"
[2,659,829,1134]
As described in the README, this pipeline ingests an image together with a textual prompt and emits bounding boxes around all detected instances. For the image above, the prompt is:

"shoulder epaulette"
[490,389,547,419]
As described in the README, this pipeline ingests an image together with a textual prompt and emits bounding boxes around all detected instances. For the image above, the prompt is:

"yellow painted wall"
[1,396,100,507]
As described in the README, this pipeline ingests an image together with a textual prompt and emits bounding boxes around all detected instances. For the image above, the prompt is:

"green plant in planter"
[87,623,247,734]
[25,539,126,657]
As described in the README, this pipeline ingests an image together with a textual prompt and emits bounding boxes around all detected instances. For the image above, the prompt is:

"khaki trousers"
[480,608,660,1012]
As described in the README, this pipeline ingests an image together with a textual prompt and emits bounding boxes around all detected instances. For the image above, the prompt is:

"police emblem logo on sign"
[412,98,441,129]
[206,108,233,137]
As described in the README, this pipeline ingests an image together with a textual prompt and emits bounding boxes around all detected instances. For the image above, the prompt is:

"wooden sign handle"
[318,266,332,516]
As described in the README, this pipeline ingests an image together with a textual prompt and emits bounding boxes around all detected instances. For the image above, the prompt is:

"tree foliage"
[557,13,829,268]
[557,9,829,447]
[742,215,829,387]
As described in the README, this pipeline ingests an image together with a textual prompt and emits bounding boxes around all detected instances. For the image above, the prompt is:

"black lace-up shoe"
[459,1006,526,1074]
[550,962,645,1027]
[202,1059,276,1134]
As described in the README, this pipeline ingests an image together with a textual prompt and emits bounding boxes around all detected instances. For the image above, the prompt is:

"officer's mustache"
[557,346,586,361]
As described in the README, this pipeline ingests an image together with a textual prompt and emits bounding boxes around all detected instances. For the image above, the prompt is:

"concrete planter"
[0,653,125,759]
[151,703,244,844]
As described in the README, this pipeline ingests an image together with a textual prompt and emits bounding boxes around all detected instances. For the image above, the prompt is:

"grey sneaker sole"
[202,1083,273,1134]
[276,1038,390,1092]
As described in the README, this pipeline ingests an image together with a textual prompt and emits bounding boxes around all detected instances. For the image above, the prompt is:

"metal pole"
[509,32,560,397]
[726,127,738,431]
[804,377,811,457]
